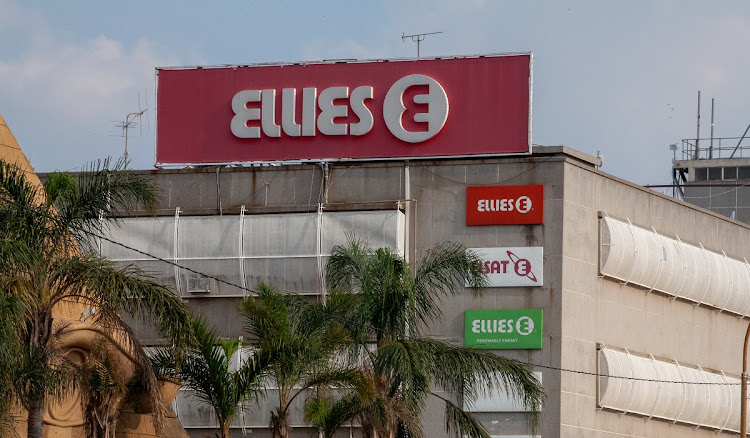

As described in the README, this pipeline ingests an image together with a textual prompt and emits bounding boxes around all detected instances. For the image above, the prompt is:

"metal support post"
[741,321,750,437]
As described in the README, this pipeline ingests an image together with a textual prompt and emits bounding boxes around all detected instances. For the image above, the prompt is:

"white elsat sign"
[470,247,543,287]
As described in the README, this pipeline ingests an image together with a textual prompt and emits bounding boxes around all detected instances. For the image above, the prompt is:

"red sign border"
[466,185,544,226]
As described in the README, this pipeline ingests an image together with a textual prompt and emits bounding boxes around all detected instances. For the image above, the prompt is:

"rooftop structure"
[673,133,750,222]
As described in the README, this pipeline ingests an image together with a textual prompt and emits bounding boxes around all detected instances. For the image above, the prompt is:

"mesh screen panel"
[99,210,404,297]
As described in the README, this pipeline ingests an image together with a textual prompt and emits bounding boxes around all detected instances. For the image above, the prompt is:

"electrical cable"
[82,224,749,386]
[0,179,747,386]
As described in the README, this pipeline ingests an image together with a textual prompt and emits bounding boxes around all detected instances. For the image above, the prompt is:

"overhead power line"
[0,193,746,386]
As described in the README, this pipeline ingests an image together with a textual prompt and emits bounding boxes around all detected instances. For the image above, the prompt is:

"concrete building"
[93,145,750,437]
[673,136,750,223]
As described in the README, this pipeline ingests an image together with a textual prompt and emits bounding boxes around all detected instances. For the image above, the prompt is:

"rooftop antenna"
[116,91,148,159]
[401,31,443,59]
[695,90,701,160]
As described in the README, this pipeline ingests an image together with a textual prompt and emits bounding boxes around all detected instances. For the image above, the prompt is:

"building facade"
[90,145,750,437]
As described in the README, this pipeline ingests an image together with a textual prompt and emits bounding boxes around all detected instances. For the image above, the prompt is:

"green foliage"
[324,237,544,438]
[240,282,360,438]
[152,317,272,438]
[0,291,22,437]
[0,158,191,438]
[304,390,363,438]
[77,339,128,438]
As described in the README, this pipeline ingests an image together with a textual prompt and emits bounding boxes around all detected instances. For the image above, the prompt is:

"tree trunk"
[271,409,290,438]
[27,396,44,438]
[221,421,231,438]
[362,423,376,438]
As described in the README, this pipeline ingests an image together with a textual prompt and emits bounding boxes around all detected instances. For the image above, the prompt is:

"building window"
[707,167,722,180]
[724,167,737,180]
[739,167,750,180]
[694,168,708,181]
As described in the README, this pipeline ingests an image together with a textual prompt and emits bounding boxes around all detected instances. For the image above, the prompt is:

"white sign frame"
[469,247,543,287]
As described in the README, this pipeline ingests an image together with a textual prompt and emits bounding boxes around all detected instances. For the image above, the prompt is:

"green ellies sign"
[464,309,543,349]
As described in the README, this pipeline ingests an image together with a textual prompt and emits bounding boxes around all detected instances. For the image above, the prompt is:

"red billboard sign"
[155,54,532,165]
[466,185,544,225]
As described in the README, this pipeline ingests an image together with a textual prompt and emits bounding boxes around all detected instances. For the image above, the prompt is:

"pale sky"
[1,0,749,187]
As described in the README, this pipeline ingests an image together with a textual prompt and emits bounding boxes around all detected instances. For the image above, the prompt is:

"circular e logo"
[383,74,449,143]
[515,316,534,336]
[516,196,532,213]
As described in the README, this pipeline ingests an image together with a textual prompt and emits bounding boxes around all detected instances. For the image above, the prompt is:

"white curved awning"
[598,347,742,432]
[599,216,750,316]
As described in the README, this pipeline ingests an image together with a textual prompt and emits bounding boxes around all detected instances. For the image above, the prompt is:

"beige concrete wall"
[560,159,750,437]
[404,156,566,438]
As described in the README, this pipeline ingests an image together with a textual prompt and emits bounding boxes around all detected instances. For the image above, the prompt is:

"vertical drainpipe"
[216,165,223,215]
[404,162,411,264]
[317,162,329,300]
[239,205,246,295]
[174,206,181,297]
[741,323,750,438]
[404,162,411,337]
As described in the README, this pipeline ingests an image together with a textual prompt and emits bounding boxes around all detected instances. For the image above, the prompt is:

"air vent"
[186,277,211,293]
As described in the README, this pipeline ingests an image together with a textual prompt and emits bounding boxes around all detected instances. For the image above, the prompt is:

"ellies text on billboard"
[155,54,532,165]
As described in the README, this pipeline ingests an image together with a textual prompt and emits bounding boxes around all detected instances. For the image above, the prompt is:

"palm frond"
[325,234,371,294]
[75,337,129,438]
[442,397,491,438]
[233,347,275,404]
[0,159,42,213]
[157,317,270,429]
[46,158,157,246]
[11,341,76,411]
[324,238,545,438]
[0,291,22,438]
[240,282,356,437]
[305,391,362,438]
[397,338,543,413]
[43,171,79,209]
[411,243,487,332]
[48,254,192,346]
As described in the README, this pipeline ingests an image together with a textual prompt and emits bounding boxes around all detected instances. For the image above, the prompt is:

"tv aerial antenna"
[402,31,443,59]
[115,91,149,158]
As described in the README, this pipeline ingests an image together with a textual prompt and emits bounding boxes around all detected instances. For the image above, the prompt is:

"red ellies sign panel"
[156,54,532,165]
[466,185,544,225]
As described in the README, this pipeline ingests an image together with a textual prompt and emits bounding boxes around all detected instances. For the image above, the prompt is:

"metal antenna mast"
[401,31,443,58]
[116,92,148,158]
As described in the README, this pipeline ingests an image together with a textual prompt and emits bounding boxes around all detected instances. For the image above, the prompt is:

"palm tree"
[324,239,545,438]
[0,158,192,438]
[152,317,272,438]
[0,291,22,438]
[240,283,363,438]
[304,389,363,438]
[76,338,128,438]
